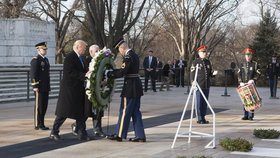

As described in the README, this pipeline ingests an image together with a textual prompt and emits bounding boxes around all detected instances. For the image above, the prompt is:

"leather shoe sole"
[129,137,146,142]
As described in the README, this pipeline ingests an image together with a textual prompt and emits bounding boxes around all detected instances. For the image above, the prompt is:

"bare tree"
[84,0,147,49]
[0,0,27,18]
[23,0,83,63]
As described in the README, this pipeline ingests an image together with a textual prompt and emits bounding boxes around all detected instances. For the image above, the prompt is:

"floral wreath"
[85,48,116,110]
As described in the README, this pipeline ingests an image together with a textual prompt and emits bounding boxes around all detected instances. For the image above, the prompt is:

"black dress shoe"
[94,130,105,137]
[40,125,50,130]
[129,137,146,142]
[248,117,253,121]
[35,125,50,130]
[71,123,78,136]
[107,134,122,142]
[49,133,62,141]
[78,134,91,141]
[197,120,209,124]
[241,117,248,120]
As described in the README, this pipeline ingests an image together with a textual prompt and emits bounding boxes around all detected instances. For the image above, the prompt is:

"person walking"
[71,44,106,137]
[30,42,50,130]
[49,40,90,141]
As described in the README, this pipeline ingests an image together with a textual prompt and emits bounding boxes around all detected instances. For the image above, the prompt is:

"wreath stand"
[171,64,216,149]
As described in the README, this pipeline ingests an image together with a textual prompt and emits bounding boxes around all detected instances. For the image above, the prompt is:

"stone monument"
[0,19,55,65]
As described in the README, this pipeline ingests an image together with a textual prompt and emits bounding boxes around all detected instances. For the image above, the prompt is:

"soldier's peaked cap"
[243,48,254,54]
[196,45,208,52]
[113,37,125,49]
[35,42,47,49]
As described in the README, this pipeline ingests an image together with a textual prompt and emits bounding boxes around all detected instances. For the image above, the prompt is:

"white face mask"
[198,51,207,59]
[272,59,276,63]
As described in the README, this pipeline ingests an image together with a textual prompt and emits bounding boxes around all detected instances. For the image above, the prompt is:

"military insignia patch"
[191,66,195,72]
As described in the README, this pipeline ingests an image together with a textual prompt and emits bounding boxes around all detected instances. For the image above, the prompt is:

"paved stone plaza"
[0,86,279,158]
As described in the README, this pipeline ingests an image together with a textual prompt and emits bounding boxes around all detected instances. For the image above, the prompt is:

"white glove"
[104,69,113,77]
[248,80,254,84]
[212,70,218,76]
[240,82,245,87]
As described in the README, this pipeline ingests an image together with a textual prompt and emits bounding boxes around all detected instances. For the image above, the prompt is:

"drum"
[236,83,262,112]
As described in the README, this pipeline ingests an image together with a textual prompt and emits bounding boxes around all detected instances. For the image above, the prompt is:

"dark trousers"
[116,97,145,139]
[196,88,209,121]
[176,68,185,87]
[52,116,86,135]
[93,109,104,131]
[34,91,49,127]
[269,76,278,97]
[243,109,254,118]
[144,70,156,91]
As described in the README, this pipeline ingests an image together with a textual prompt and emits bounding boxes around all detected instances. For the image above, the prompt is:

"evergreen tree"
[250,10,279,68]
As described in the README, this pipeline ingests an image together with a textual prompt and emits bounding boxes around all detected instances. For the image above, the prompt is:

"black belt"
[124,74,140,78]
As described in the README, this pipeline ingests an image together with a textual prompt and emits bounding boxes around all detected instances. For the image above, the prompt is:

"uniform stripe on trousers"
[118,97,127,138]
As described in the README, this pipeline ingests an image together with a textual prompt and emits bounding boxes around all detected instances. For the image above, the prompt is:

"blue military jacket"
[30,55,50,92]
[108,49,143,98]
[190,58,214,89]
[266,61,280,78]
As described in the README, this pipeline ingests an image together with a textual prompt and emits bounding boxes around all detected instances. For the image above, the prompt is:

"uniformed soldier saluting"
[106,38,146,142]
[30,42,50,130]
[238,48,261,121]
[266,53,280,99]
[190,45,218,124]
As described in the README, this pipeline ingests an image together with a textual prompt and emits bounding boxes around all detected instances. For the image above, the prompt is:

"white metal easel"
[171,64,216,149]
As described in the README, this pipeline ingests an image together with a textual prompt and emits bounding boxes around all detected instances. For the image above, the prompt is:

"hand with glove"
[212,70,218,76]
[248,80,254,85]
[239,82,245,87]
[104,69,113,78]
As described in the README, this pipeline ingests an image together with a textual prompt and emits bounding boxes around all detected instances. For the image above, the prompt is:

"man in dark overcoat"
[106,38,146,142]
[30,42,50,130]
[143,50,157,92]
[50,40,89,141]
[71,44,106,137]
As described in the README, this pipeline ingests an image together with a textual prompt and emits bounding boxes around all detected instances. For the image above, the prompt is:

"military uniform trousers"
[116,97,145,139]
[196,88,209,121]
[34,91,49,127]
[269,76,278,97]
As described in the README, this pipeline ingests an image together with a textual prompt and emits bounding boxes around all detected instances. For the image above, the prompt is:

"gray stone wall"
[0,19,55,64]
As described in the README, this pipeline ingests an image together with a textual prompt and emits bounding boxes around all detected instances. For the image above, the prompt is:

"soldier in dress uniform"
[30,42,50,130]
[238,48,261,120]
[266,53,280,99]
[106,38,146,142]
[190,45,217,124]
